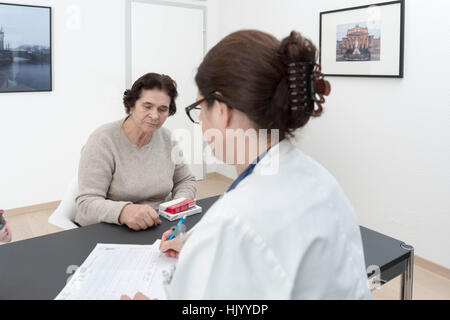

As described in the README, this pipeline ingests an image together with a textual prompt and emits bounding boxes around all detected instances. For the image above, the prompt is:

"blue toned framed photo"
[0,2,52,92]
[320,0,405,78]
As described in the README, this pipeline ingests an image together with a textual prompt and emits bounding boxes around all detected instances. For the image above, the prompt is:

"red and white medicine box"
[158,198,202,221]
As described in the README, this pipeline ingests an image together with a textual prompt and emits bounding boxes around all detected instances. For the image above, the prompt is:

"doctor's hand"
[159,229,185,258]
[119,204,162,231]
[120,292,151,300]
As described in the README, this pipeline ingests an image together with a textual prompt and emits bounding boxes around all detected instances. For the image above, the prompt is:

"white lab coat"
[167,139,371,299]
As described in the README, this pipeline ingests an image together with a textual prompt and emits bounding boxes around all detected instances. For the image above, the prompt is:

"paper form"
[55,240,176,300]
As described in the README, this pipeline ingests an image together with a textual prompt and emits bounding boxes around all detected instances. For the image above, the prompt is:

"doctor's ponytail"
[195,29,330,139]
[272,31,331,136]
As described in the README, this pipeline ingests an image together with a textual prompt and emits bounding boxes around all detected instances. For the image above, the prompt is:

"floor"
[2,172,450,300]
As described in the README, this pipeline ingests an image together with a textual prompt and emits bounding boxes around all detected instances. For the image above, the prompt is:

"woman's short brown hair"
[195,30,326,139]
[123,73,177,115]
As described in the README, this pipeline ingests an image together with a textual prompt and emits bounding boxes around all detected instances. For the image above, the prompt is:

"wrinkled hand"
[119,204,161,231]
[159,229,185,258]
[120,292,150,300]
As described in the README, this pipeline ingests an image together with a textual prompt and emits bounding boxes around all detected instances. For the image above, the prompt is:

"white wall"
[0,0,219,209]
[1,0,449,269]
[0,0,128,209]
[214,0,450,268]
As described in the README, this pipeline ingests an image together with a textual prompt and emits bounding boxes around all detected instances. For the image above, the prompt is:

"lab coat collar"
[252,139,292,176]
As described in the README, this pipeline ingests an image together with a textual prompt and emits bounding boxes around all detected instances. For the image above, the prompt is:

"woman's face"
[130,89,171,134]
[198,92,230,164]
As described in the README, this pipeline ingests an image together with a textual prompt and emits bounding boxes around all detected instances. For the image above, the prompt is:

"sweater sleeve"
[75,132,132,226]
[171,141,197,200]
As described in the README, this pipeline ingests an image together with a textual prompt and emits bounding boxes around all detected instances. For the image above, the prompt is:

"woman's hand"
[119,204,161,231]
[159,229,185,258]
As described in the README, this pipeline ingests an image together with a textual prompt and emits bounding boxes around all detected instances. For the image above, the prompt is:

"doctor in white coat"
[123,30,371,300]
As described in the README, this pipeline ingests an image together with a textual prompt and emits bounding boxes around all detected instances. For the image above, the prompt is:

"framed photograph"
[320,0,404,78]
[0,2,52,93]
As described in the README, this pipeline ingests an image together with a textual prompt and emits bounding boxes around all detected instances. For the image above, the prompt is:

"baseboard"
[215,163,238,180]
[415,255,450,280]
[4,201,61,218]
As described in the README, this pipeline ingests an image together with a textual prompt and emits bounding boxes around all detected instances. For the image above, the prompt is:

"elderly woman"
[75,73,197,230]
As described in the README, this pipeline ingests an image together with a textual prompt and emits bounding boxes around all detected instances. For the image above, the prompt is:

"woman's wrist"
[119,203,132,224]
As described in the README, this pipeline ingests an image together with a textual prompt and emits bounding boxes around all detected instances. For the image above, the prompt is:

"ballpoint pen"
[168,215,187,240]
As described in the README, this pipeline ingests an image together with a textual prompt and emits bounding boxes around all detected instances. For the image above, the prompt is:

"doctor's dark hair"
[195,30,329,139]
[123,72,177,115]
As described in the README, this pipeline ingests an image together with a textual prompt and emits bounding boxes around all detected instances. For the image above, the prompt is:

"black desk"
[0,196,413,300]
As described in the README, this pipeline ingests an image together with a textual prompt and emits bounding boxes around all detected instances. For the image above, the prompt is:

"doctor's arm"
[167,214,286,299]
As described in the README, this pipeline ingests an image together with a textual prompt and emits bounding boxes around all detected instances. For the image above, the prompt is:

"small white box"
[158,205,202,221]
[159,198,202,222]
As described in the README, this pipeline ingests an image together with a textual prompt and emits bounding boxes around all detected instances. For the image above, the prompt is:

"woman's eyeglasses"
[185,93,232,124]
[185,95,210,124]
[185,92,232,124]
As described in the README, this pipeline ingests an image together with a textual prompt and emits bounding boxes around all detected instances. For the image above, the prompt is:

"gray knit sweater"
[75,118,197,226]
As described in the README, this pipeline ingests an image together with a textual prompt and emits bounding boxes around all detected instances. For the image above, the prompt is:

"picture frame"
[0,2,52,93]
[319,0,405,78]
